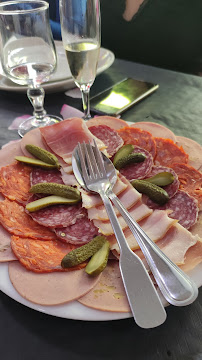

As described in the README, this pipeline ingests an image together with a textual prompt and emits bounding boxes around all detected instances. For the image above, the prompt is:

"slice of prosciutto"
[40,118,106,164]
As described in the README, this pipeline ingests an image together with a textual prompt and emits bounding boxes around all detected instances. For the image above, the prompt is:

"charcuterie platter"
[0,116,202,321]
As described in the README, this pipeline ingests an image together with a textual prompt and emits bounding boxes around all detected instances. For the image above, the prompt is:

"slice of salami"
[145,165,179,198]
[26,195,85,228]
[55,213,99,245]
[171,163,202,210]
[30,167,64,186]
[88,125,123,157]
[0,198,57,240]
[146,190,199,229]
[11,236,86,273]
[119,146,153,180]
[0,162,32,205]
[130,122,177,142]
[118,126,156,158]
[154,137,189,167]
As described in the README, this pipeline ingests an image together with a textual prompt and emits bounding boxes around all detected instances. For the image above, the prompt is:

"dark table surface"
[0,59,202,360]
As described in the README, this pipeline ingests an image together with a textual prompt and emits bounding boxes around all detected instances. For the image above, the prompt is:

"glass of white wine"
[59,0,101,120]
[0,0,62,137]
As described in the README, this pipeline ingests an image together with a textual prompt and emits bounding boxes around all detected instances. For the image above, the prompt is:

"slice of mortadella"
[176,136,202,170]
[86,116,128,130]
[9,261,102,306]
[0,224,17,262]
[78,260,131,313]
[0,140,23,167]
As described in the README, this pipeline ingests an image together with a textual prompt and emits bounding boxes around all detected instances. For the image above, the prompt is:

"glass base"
[18,114,62,138]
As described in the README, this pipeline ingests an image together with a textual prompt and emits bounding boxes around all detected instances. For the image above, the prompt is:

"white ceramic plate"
[0,41,115,94]
[0,121,202,321]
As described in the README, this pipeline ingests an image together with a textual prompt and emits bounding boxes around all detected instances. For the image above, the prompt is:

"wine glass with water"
[59,0,101,120]
[0,0,62,137]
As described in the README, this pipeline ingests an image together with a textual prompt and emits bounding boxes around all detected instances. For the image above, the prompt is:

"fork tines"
[77,141,107,181]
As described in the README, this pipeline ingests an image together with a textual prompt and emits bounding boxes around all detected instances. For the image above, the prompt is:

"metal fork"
[77,141,167,328]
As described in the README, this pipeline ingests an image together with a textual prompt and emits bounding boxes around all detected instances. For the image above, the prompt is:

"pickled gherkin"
[30,182,81,201]
[144,172,174,186]
[113,144,134,167]
[85,241,110,276]
[15,156,58,169]
[26,195,80,212]
[114,152,146,170]
[61,236,107,268]
[131,179,169,205]
[26,144,60,168]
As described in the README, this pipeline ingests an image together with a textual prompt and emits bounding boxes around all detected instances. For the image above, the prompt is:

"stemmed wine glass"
[0,0,62,137]
[59,0,101,120]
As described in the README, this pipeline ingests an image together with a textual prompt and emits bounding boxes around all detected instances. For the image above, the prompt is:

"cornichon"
[85,240,110,276]
[131,179,169,205]
[26,195,80,212]
[113,144,134,168]
[144,172,174,186]
[61,236,107,268]
[15,156,58,169]
[114,152,146,170]
[29,182,81,201]
[25,144,60,169]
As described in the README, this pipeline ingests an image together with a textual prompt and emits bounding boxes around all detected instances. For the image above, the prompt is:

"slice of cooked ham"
[40,118,106,164]
[81,176,128,209]
[110,209,176,252]
[92,202,152,235]
[180,239,202,273]
[88,200,151,221]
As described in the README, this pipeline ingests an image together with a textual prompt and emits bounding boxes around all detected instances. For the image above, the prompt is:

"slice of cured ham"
[78,260,131,313]
[40,118,106,164]
[110,210,176,252]
[9,261,102,305]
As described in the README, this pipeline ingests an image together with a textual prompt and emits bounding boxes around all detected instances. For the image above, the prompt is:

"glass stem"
[27,87,47,123]
[81,87,91,120]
